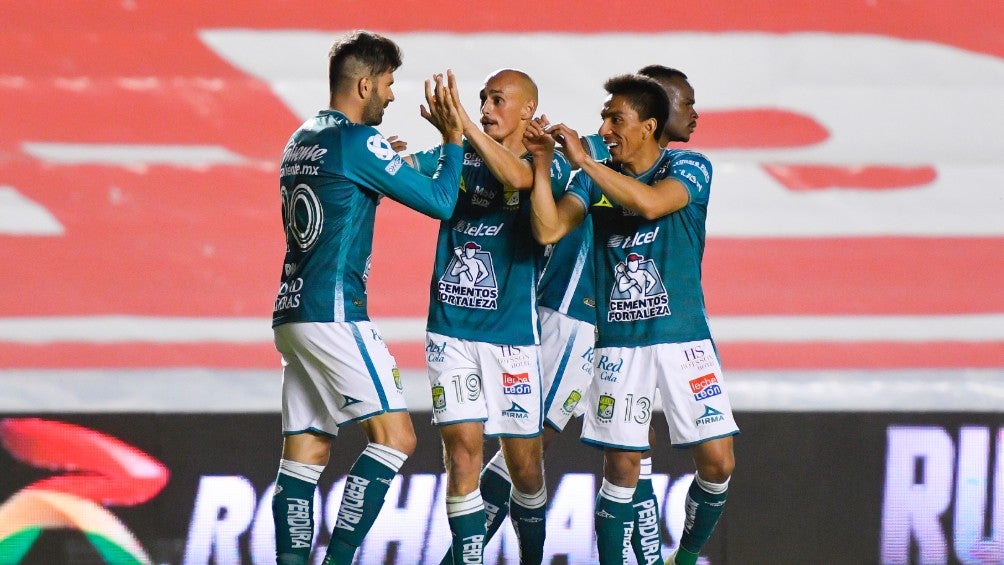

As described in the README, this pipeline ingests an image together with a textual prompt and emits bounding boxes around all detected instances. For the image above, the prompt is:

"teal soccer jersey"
[272,110,463,327]
[537,217,596,325]
[566,149,714,347]
[412,141,571,345]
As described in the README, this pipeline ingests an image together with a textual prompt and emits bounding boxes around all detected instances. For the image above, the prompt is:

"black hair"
[637,64,688,84]
[603,74,670,136]
[328,30,402,94]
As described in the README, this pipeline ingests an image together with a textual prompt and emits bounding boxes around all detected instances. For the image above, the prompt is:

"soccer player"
[269,30,465,565]
[524,74,738,565]
[582,65,698,159]
[407,68,570,564]
[580,64,702,564]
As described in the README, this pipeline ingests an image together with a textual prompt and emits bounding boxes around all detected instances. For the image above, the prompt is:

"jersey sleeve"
[669,151,713,206]
[409,144,447,176]
[564,169,595,212]
[581,133,610,161]
[342,128,462,220]
[547,150,572,198]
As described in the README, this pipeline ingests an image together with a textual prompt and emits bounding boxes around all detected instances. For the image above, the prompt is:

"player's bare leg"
[323,411,416,565]
[499,434,547,565]
[274,431,330,565]
[669,436,734,565]
[440,421,488,564]
[596,448,642,564]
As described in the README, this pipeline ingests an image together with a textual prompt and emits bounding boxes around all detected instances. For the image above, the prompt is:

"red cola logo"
[0,418,169,564]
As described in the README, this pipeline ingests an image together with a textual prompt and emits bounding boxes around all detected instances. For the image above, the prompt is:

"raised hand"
[420,72,464,145]
[523,116,555,158]
[386,135,408,153]
[546,123,587,168]
[446,69,477,135]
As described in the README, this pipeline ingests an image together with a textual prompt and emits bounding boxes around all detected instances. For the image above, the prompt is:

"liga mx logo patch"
[437,242,499,310]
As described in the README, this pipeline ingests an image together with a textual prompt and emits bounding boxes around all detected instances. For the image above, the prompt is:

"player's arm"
[524,117,585,245]
[351,73,465,219]
[447,70,533,190]
[550,123,690,220]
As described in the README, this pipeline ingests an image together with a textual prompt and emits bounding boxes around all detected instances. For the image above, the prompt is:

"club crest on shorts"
[392,367,402,392]
[431,385,446,412]
[597,394,615,422]
[561,390,582,414]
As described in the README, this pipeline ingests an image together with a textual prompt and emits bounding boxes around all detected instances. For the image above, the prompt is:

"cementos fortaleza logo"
[0,418,169,564]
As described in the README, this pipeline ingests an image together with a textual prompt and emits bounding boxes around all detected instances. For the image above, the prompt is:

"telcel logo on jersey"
[606,227,660,249]
[502,372,531,395]
[689,374,722,401]
[696,405,725,426]
[597,355,623,382]
[502,402,529,419]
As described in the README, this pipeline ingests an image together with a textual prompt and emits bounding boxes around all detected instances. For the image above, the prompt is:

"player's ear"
[642,117,658,141]
[522,98,538,121]
[357,75,372,100]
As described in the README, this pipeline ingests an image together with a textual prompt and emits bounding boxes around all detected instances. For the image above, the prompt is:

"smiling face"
[361,70,395,125]
[478,70,536,145]
[598,94,659,166]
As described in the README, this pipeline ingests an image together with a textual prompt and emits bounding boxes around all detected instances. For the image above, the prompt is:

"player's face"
[479,75,529,142]
[662,77,698,143]
[362,71,395,126]
[598,95,655,164]
[464,247,476,258]
[627,259,639,271]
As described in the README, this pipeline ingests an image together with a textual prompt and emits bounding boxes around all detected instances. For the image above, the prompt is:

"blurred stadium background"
[1,1,1001,563]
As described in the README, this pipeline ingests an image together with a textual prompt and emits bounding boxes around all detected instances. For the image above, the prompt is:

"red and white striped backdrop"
[1,1,1001,370]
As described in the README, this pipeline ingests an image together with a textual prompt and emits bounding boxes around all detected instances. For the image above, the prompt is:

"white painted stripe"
[0,186,64,235]
[2,314,1002,344]
[21,142,248,166]
[0,368,1000,413]
[201,30,1004,237]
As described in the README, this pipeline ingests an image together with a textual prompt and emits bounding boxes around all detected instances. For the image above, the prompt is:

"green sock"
[273,459,323,565]
[632,471,663,564]
[510,486,547,565]
[323,444,406,565]
[439,453,512,565]
[446,490,487,565]
[678,474,729,560]
[595,479,635,564]
[672,546,700,565]
[480,453,513,544]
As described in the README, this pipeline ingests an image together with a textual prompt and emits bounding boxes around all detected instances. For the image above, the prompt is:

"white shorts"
[426,332,543,438]
[274,321,407,437]
[581,339,739,449]
[539,307,595,432]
